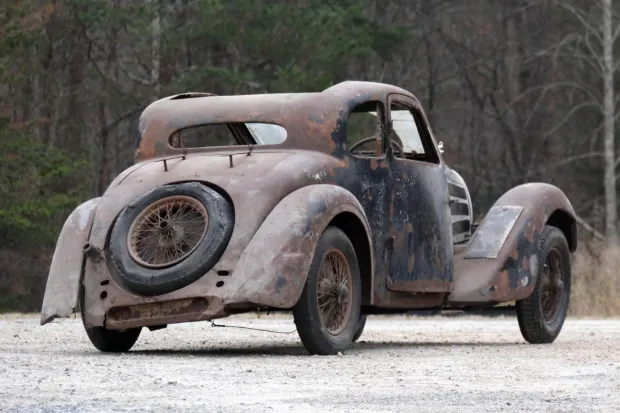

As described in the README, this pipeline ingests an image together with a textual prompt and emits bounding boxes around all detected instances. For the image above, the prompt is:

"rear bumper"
[80,255,288,329]
[102,296,231,330]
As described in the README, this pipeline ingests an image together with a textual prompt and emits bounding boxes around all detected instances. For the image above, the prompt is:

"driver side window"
[389,102,439,163]
[346,101,386,158]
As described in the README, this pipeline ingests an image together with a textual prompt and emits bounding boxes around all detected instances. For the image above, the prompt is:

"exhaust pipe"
[83,243,103,262]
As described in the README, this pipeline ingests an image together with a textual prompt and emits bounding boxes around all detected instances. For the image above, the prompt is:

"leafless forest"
[1,0,619,314]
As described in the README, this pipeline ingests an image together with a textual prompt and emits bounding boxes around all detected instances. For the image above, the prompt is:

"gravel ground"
[0,314,618,413]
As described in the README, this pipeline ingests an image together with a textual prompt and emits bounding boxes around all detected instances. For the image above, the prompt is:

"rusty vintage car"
[40,81,576,355]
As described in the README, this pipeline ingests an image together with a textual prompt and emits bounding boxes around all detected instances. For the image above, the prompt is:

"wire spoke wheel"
[516,225,571,344]
[293,226,361,355]
[540,248,564,324]
[317,248,353,336]
[127,195,208,268]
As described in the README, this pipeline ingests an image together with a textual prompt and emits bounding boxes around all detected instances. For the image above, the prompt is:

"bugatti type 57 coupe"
[40,81,577,355]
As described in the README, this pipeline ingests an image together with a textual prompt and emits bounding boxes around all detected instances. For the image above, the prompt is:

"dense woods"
[1,0,619,314]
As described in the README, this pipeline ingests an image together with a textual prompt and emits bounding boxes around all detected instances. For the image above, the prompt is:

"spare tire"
[108,182,234,296]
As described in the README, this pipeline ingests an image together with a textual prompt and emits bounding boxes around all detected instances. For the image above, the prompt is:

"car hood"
[88,149,342,270]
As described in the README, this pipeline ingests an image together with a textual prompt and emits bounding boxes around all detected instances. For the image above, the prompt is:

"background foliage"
[1,0,619,314]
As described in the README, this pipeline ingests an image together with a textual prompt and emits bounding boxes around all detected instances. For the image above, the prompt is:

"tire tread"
[516,225,571,344]
[293,226,362,355]
[79,286,141,352]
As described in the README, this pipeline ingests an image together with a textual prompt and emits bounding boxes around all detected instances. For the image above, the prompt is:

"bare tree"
[550,0,619,245]
[602,0,617,245]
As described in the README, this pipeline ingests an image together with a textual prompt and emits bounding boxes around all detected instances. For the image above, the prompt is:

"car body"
[40,81,577,355]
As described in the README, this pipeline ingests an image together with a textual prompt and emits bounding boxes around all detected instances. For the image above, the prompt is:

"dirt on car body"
[40,80,578,355]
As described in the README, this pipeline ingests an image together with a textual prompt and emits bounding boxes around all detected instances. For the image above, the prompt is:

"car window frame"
[345,100,388,160]
[168,122,288,149]
[386,93,442,165]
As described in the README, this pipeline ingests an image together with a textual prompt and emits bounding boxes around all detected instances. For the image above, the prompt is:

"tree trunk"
[602,0,617,245]
[151,0,162,102]
[97,101,110,196]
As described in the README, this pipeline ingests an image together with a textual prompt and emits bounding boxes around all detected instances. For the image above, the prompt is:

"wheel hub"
[540,248,564,324]
[316,249,353,335]
[127,195,209,268]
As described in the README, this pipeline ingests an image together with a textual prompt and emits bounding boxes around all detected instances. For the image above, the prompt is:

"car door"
[340,99,393,284]
[384,93,453,293]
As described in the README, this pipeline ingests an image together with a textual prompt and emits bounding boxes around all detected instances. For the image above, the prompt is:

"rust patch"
[104,297,216,330]
[108,297,208,322]
[373,291,447,309]
[495,270,510,299]
[511,248,519,260]
[42,82,577,334]
[449,183,577,305]
[386,277,452,294]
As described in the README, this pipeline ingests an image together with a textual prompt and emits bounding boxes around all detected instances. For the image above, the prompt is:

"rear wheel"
[516,225,571,344]
[293,227,362,355]
[79,286,141,352]
[352,314,367,343]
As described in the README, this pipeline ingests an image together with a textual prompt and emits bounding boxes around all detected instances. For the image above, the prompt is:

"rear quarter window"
[169,123,287,148]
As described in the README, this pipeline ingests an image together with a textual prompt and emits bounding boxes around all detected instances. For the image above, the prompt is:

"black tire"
[352,314,367,343]
[516,225,571,344]
[108,182,234,296]
[79,286,141,352]
[293,226,362,355]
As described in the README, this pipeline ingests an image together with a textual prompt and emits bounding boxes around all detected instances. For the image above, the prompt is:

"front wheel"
[79,286,142,352]
[516,225,571,344]
[293,226,362,355]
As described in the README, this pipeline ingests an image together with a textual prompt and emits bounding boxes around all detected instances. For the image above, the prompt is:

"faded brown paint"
[135,82,419,164]
[386,278,453,294]
[79,152,355,327]
[40,81,577,331]
[105,298,211,330]
[448,183,577,305]
[40,198,100,325]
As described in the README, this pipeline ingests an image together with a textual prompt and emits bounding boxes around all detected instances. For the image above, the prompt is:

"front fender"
[40,197,100,325]
[450,183,576,304]
[227,184,372,309]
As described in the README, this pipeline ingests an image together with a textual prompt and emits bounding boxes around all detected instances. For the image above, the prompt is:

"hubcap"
[317,249,353,335]
[540,248,564,324]
[127,195,208,268]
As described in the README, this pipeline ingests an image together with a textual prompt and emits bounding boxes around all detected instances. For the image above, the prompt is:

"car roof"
[135,81,421,162]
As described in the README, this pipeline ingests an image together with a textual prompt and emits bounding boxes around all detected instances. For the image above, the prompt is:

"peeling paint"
[41,81,578,331]
[40,197,100,325]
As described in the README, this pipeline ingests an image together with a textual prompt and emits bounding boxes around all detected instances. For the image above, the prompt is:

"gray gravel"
[0,314,618,413]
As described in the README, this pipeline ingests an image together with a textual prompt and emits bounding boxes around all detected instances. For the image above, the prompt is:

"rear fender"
[228,184,372,308]
[449,183,576,304]
[40,198,100,325]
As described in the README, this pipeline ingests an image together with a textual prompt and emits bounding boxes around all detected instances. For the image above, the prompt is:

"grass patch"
[569,245,620,317]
